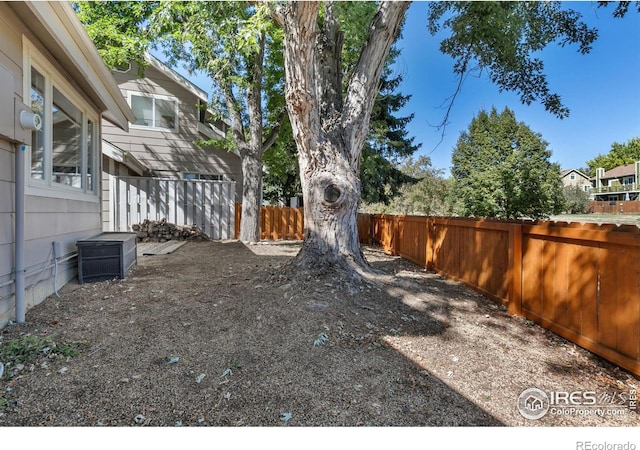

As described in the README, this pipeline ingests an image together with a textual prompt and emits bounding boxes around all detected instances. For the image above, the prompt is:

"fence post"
[393,216,401,256]
[426,217,434,271]
[234,203,241,239]
[508,223,523,316]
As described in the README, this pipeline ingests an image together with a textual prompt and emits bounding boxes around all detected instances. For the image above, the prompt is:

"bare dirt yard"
[0,240,637,429]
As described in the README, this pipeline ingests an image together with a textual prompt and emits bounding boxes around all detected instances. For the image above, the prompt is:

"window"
[570,174,575,180]
[30,67,46,180]
[129,92,178,131]
[52,86,82,187]
[183,173,226,181]
[24,38,99,196]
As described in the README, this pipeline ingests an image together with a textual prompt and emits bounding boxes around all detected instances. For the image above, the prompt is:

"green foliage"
[451,107,565,220]
[562,185,591,214]
[74,1,157,72]
[262,119,302,205]
[148,1,286,130]
[263,9,419,207]
[585,137,640,176]
[427,2,598,118]
[359,69,422,205]
[332,2,379,79]
[362,156,455,216]
[0,335,80,371]
[359,147,414,205]
[76,1,285,145]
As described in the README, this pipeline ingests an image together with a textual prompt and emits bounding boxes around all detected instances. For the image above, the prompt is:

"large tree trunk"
[217,30,284,244]
[238,152,263,243]
[295,136,367,275]
[280,1,409,279]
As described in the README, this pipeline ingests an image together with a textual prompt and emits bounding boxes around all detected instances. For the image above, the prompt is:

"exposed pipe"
[0,253,77,302]
[14,143,26,323]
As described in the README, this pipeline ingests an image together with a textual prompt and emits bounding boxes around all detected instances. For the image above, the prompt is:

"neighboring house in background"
[101,53,243,231]
[560,169,592,193]
[591,161,640,201]
[0,1,133,327]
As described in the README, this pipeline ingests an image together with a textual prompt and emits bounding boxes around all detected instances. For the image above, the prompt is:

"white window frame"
[22,37,100,201]
[182,172,226,181]
[128,91,179,132]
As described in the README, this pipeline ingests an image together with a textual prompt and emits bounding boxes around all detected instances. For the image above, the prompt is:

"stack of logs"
[132,219,210,242]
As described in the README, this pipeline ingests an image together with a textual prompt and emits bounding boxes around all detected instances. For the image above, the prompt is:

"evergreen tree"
[360,70,421,204]
[451,107,565,220]
[262,46,420,207]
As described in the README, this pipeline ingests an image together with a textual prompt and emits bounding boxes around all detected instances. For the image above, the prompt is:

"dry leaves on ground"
[0,241,637,428]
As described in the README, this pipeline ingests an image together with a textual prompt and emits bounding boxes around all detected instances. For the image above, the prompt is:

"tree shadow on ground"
[5,241,636,427]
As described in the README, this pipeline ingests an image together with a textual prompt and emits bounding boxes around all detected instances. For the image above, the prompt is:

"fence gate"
[110,177,236,239]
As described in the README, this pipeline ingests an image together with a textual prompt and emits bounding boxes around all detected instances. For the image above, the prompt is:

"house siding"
[592,162,640,201]
[0,2,105,328]
[101,154,138,231]
[102,62,243,201]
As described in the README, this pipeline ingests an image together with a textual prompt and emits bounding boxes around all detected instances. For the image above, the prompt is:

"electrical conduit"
[14,143,25,323]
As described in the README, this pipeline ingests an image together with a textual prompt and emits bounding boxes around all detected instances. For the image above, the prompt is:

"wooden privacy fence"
[111,177,236,239]
[235,204,303,240]
[589,201,640,214]
[235,204,639,376]
[234,204,373,242]
[369,214,640,378]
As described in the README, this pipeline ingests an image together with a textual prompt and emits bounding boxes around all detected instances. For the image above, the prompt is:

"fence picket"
[111,177,235,239]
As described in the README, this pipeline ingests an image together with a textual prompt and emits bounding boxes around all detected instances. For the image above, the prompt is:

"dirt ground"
[0,240,637,428]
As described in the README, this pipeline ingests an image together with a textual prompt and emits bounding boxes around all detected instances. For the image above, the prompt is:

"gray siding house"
[101,54,243,231]
[0,1,134,327]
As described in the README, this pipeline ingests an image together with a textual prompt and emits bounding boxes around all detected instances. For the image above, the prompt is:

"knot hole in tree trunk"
[323,184,341,204]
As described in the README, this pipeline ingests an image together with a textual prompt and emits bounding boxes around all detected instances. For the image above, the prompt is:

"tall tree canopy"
[269,1,602,280]
[427,1,598,121]
[451,107,565,220]
[585,137,640,176]
[263,69,421,207]
[76,1,286,243]
[80,1,627,282]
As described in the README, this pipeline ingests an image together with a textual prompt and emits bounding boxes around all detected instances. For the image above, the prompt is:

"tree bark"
[281,1,409,279]
[215,30,285,243]
[239,152,263,242]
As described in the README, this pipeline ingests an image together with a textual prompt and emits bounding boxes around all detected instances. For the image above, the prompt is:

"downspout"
[14,142,26,323]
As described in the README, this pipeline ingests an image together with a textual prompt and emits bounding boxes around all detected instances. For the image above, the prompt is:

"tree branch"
[281,1,321,162]
[262,109,287,153]
[247,30,266,155]
[342,1,410,162]
[217,75,245,155]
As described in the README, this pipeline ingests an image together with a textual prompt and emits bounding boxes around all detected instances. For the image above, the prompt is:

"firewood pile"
[132,219,210,242]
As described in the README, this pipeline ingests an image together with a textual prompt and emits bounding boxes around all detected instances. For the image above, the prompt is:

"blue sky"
[172,1,639,177]
[393,1,640,176]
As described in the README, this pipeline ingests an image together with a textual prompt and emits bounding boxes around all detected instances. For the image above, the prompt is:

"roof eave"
[144,52,208,102]
[23,1,135,130]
